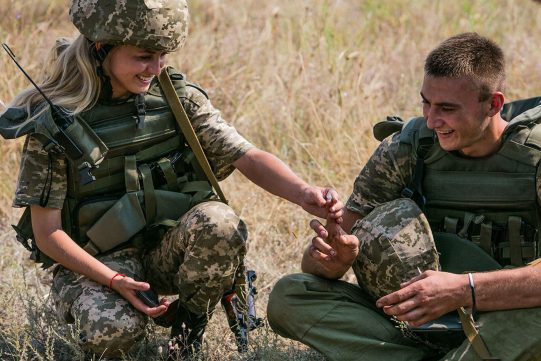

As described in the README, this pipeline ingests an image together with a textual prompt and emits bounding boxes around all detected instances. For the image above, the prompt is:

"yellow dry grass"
[1,0,540,360]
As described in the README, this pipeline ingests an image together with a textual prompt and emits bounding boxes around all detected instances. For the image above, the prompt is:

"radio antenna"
[2,43,54,108]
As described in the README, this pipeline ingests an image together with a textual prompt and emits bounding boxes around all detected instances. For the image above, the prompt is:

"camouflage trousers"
[268,273,541,361]
[51,201,247,358]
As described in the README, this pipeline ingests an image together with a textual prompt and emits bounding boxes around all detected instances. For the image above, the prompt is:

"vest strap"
[444,217,459,234]
[479,222,493,256]
[508,216,523,266]
[125,155,140,192]
[458,212,475,239]
[139,164,157,225]
[158,158,179,191]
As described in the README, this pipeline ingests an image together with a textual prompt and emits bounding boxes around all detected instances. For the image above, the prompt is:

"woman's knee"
[186,201,248,251]
[73,292,147,357]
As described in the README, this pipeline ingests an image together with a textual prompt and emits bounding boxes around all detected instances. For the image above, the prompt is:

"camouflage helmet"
[69,0,189,52]
[351,198,440,300]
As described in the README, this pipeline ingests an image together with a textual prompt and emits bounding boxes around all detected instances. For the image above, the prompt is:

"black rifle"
[221,270,264,352]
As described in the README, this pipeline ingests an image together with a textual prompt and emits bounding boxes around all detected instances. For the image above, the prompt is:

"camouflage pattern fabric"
[346,132,414,218]
[52,248,148,357]
[69,0,189,52]
[12,84,253,208]
[143,201,248,315]
[351,198,440,300]
[13,135,67,209]
[52,201,247,357]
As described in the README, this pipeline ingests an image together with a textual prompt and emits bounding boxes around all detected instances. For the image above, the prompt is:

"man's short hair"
[424,32,505,101]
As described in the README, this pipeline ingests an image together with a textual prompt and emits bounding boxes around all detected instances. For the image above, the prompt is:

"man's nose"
[425,108,442,129]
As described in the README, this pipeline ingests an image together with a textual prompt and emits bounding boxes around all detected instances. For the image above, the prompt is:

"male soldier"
[268,32,541,361]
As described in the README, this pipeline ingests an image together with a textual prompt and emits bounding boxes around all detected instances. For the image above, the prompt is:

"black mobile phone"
[136,289,160,308]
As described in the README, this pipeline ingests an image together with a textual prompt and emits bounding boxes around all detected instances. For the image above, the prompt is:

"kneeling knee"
[79,310,147,357]
[267,274,309,332]
[191,201,248,250]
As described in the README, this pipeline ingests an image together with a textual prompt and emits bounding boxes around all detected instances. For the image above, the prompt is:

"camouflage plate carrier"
[3,68,214,269]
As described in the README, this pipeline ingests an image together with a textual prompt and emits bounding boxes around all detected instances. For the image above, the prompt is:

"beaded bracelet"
[109,273,126,290]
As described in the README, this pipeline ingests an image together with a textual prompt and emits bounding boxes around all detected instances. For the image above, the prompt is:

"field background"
[1,0,541,360]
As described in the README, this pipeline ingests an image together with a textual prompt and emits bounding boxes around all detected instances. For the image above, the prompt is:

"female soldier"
[0,0,342,358]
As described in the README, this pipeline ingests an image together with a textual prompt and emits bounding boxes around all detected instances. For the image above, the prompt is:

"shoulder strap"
[457,308,499,361]
[158,69,228,204]
[399,117,435,207]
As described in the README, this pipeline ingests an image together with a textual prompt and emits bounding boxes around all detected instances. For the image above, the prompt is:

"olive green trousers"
[267,273,541,361]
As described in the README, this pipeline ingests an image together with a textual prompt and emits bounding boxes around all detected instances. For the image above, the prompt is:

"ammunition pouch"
[434,214,538,267]
[81,190,195,256]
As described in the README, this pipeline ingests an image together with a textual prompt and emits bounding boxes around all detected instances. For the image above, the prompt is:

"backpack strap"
[399,117,435,207]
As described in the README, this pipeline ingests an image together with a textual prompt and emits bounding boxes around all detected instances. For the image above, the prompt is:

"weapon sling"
[159,70,256,346]
[158,70,228,204]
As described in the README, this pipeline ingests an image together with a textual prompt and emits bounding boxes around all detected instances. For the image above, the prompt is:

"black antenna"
[2,43,54,108]
[1,43,98,184]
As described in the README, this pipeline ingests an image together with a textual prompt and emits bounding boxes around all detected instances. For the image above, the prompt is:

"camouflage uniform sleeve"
[346,132,413,218]
[13,135,67,209]
[182,85,254,181]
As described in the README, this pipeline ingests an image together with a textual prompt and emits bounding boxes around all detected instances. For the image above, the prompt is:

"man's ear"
[488,92,505,116]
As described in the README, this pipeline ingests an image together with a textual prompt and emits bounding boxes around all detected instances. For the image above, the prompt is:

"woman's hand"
[300,187,344,222]
[110,275,170,317]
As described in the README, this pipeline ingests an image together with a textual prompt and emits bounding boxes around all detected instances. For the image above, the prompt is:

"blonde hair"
[9,35,102,121]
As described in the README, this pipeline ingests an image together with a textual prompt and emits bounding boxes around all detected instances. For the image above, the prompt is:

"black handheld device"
[136,288,160,308]
[2,43,96,184]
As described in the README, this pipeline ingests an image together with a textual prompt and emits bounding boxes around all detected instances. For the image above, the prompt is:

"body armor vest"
[401,105,541,267]
[7,68,214,268]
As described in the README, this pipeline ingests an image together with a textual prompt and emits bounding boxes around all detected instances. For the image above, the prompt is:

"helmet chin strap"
[89,40,147,129]
[90,41,114,101]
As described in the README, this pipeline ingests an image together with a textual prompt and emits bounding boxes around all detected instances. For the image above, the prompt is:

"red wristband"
[109,273,126,289]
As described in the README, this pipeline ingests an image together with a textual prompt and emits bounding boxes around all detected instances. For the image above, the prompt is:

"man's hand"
[299,186,343,222]
[302,218,359,279]
[376,270,470,326]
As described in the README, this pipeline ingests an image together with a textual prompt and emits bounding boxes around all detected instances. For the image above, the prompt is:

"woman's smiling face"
[103,45,167,99]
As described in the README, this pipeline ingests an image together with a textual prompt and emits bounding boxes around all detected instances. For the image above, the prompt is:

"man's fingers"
[311,237,336,257]
[309,245,334,261]
[381,297,418,316]
[309,219,328,238]
[376,286,417,308]
[337,234,359,248]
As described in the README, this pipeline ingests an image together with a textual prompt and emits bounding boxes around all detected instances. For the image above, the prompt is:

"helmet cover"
[69,0,189,52]
[351,198,440,299]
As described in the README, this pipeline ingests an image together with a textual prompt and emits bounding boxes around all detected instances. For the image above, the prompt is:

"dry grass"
[1,0,541,360]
